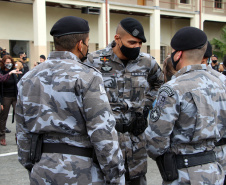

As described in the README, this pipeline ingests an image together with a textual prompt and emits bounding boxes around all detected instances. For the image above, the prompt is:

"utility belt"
[156,151,216,182]
[215,138,226,146]
[115,112,148,136]
[30,134,97,164]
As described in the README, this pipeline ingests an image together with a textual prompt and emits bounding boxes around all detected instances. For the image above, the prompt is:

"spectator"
[0,68,22,123]
[34,54,46,67]
[210,54,224,72]
[0,55,21,146]
[1,47,9,58]
[15,52,29,75]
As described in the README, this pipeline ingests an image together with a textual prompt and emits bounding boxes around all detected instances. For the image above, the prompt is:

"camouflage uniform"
[145,64,226,185]
[16,51,125,185]
[210,67,226,177]
[84,42,164,182]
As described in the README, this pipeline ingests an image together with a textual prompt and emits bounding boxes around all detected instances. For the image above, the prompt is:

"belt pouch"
[30,134,43,163]
[156,152,178,181]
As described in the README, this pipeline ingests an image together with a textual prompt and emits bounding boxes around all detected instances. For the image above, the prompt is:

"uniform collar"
[48,51,80,61]
[172,64,207,79]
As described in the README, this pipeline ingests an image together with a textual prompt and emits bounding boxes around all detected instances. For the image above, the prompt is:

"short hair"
[53,33,88,51]
[18,52,26,57]
[116,24,127,37]
[212,54,218,59]
[1,55,15,71]
[182,43,208,64]
[40,55,46,60]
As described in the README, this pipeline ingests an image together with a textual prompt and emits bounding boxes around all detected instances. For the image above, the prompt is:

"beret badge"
[132,29,139,37]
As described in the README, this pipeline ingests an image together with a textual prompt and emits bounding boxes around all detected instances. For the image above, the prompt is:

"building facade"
[0,0,225,67]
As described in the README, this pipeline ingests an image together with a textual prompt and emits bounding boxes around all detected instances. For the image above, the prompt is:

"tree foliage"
[211,25,226,60]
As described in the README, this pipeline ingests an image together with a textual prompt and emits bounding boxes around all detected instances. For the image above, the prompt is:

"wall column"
[98,3,107,49]
[150,8,160,64]
[190,14,199,28]
[33,0,47,67]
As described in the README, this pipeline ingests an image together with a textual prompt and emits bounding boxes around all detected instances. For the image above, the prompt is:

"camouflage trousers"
[214,144,226,174]
[29,153,106,185]
[163,162,224,185]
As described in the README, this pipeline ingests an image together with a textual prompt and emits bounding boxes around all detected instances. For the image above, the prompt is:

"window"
[137,0,145,6]
[160,46,166,64]
[50,42,55,52]
[180,0,189,4]
[96,43,99,50]
[9,40,29,58]
[215,0,222,8]
[147,45,150,54]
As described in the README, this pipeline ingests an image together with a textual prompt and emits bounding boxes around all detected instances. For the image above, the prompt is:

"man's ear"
[176,51,183,60]
[114,34,120,43]
[77,40,83,52]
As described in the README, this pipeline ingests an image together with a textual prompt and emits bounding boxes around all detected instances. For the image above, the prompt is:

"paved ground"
[0,112,162,185]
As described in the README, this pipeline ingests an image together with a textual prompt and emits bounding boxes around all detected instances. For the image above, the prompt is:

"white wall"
[160,18,190,48]
[0,2,33,40]
[46,6,99,44]
[204,21,226,41]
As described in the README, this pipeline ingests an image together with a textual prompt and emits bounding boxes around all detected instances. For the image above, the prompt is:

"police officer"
[15,52,29,75]
[0,47,9,58]
[16,16,125,184]
[145,27,226,184]
[85,17,164,185]
[211,57,226,184]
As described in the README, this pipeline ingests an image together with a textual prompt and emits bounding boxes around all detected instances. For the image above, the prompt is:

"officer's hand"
[1,105,3,111]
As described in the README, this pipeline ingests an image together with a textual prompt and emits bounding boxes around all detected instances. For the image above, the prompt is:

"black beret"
[40,55,46,60]
[204,41,212,58]
[120,18,146,43]
[171,27,207,51]
[50,16,89,37]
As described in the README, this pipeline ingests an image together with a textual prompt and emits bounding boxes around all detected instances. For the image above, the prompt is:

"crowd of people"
[0,48,46,146]
[0,16,226,185]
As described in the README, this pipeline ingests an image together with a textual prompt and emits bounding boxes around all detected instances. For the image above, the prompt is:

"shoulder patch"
[155,86,174,109]
[150,107,161,122]
[159,85,174,97]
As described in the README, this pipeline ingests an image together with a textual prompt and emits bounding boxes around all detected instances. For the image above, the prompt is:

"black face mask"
[79,42,89,62]
[22,57,27,61]
[171,50,180,70]
[120,40,140,60]
[212,60,217,64]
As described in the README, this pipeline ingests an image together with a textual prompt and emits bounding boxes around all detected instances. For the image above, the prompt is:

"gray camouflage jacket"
[85,43,164,179]
[16,51,125,184]
[145,64,226,184]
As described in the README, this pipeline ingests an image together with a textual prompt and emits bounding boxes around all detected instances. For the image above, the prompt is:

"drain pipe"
[106,0,109,45]
[199,0,202,29]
